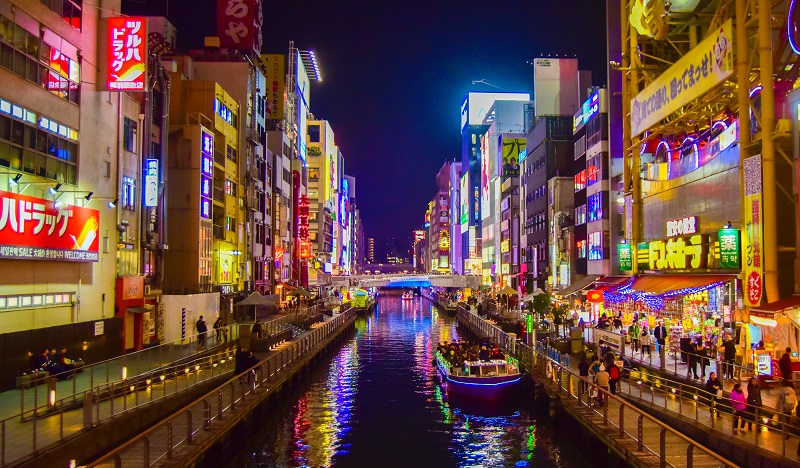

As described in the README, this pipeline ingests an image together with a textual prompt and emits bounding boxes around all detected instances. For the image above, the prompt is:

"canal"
[219,295,601,467]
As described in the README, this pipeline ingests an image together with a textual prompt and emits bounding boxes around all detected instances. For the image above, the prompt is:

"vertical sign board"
[743,155,763,306]
[216,0,263,53]
[107,17,147,91]
[200,131,214,219]
[144,159,158,207]
[718,228,741,269]
[618,243,633,271]
[261,54,285,120]
[181,308,187,340]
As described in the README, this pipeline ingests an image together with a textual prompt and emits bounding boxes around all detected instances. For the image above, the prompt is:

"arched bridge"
[330,274,481,289]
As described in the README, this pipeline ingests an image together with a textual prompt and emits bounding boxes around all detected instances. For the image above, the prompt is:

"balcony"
[214,150,225,167]
[213,186,224,203]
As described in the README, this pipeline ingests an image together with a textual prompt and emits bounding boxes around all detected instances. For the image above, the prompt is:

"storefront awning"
[626,274,735,295]
[555,275,600,297]
[126,306,149,314]
[750,295,800,315]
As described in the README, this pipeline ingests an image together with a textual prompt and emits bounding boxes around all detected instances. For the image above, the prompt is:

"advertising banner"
[460,174,469,232]
[216,0,263,53]
[261,54,285,120]
[630,18,733,136]
[0,191,100,261]
[718,228,741,269]
[502,137,525,177]
[743,155,763,306]
[618,243,633,271]
[107,17,147,91]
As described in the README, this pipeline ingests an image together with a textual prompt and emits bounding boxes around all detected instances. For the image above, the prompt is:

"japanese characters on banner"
[630,19,733,136]
[298,195,311,258]
[743,155,764,306]
[0,191,99,262]
[261,54,285,120]
[501,137,525,177]
[217,0,263,53]
[107,17,147,91]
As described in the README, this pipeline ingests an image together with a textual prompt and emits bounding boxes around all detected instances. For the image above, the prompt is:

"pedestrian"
[213,317,222,344]
[697,341,709,379]
[640,328,652,357]
[252,320,263,339]
[628,321,641,353]
[721,334,737,380]
[605,353,620,395]
[578,354,590,395]
[687,339,699,379]
[776,379,797,437]
[705,372,723,418]
[730,383,748,433]
[234,346,247,376]
[594,364,610,407]
[780,347,794,381]
[653,321,667,353]
[195,315,207,348]
[746,376,762,431]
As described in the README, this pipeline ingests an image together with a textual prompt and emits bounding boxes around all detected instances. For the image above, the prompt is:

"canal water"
[220,295,600,467]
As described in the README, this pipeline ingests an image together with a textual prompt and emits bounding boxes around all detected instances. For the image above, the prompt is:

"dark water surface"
[222,296,594,467]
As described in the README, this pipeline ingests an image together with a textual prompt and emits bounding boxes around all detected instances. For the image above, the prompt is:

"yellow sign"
[743,155,763,306]
[500,240,510,253]
[630,18,733,136]
[637,235,711,270]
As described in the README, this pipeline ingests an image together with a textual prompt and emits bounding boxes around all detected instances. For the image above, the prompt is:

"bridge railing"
[456,308,739,468]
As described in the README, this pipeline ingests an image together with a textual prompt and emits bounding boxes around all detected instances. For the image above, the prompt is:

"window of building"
[123,117,136,152]
[587,153,606,186]
[225,178,236,196]
[574,170,586,192]
[226,145,237,163]
[122,176,135,210]
[576,240,586,259]
[214,99,237,127]
[588,231,603,260]
[225,216,234,231]
[588,192,604,222]
[575,204,587,225]
[38,0,83,30]
[574,135,586,160]
[308,124,320,143]
[0,15,80,103]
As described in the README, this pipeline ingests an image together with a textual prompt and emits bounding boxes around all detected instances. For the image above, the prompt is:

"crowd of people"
[31,347,82,379]
[437,339,506,368]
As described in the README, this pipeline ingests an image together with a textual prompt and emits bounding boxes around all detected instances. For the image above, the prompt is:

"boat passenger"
[479,346,490,361]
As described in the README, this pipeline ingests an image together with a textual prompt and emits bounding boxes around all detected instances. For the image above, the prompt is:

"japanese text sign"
[631,19,733,136]
[107,17,147,91]
[743,154,763,306]
[502,137,525,177]
[216,0,263,53]
[144,159,158,207]
[718,228,741,269]
[618,243,633,271]
[0,191,99,262]
[261,54,285,120]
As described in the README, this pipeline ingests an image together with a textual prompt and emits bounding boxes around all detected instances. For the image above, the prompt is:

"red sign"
[216,0,263,53]
[0,191,100,261]
[299,241,312,259]
[107,17,147,91]
[747,270,763,306]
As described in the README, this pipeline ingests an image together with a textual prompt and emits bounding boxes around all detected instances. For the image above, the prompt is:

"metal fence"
[82,308,356,468]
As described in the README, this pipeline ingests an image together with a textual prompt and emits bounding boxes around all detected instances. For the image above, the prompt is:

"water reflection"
[227,296,585,467]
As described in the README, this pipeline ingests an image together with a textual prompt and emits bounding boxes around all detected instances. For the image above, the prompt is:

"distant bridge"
[331,274,481,289]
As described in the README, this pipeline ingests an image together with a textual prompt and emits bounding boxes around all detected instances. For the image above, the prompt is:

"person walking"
[721,334,737,380]
[628,321,641,353]
[687,340,699,379]
[653,321,667,354]
[697,341,709,379]
[578,354,590,395]
[605,353,620,395]
[252,320,263,339]
[640,328,652,358]
[594,364,610,407]
[196,315,207,348]
[730,383,748,434]
[746,377,762,431]
[213,317,222,344]
[705,372,723,418]
[776,379,797,437]
[780,347,794,381]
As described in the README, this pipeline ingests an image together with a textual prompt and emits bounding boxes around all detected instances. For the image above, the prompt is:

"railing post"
[230,382,236,410]
[186,409,193,444]
[686,444,693,468]
[204,399,211,430]
[637,415,644,452]
[218,389,223,420]
[143,434,150,468]
[603,394,608,423]
[659,428,666,468]
[167,422,173,459]
[619,404,624,438]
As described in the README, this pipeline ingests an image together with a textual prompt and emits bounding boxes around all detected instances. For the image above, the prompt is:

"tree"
[550,302,571,337]
[531,292,552,321]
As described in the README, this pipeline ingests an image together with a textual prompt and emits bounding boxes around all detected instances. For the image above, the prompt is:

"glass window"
[122,176,135,210]
[588,193,603,222]
[576,240,587,259]
[308,124,320,143]
[574,170,586,192]
[588,231,603,260]
[575,205,587,225]
[123,117,136,152]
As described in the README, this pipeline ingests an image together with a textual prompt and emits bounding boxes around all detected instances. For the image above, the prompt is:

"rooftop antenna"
[471,79,509,91]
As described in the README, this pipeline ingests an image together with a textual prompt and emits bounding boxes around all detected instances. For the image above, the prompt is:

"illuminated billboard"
[261,54,285,120]
[481,135,491,219]
[107,17,147,91]
[216,0,263,53]
[460,174,469,232]
[460,92,530,130]
[501,137,525,177]
[296,51,311,163]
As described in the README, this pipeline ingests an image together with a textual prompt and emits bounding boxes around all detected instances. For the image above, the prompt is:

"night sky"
[127,0,608,257]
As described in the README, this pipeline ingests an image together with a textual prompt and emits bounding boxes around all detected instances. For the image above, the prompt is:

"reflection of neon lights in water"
[447,376,522,387]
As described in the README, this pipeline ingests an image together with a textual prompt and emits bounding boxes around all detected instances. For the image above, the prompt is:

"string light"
[603,277,726,312]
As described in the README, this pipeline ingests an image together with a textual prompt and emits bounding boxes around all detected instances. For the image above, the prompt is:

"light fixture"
[84,191,93,202]
[49,183,62,195]
[107,198,118,208]
[9,174,21,185]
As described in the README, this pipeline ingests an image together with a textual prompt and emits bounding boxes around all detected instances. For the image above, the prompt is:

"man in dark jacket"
[779,347,793,380]
[721,335,737,379]
[196,316,207,348]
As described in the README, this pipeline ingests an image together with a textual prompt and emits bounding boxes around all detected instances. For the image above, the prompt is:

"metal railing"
[0,344,238,467]
[15,327,242,419]
[82,308,356,468]
[457,309,740,467]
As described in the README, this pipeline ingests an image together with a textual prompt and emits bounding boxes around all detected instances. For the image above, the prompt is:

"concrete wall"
[162,292,220,343]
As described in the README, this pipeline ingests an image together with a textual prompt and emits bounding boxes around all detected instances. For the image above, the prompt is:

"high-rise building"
[448,161,463,274]
[367,237,375,264]
[306,119,338,281]
[427,162,453,273]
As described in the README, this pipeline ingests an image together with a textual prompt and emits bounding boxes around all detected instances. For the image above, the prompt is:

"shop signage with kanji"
[0,191,100,262]
[618,243,633,271]
[743,154,763,306]
[216,0,263,53]
[107,17,147,91]
[717,227,741,269]
[634,231,739,271]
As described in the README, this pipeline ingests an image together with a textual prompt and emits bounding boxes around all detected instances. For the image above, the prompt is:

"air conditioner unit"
[144,285,151,296]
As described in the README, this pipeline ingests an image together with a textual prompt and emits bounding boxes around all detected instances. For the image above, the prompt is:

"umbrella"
[521,288,546,302]
[234,292,279,306]
[496,285,519,296]
[286,286,314,298]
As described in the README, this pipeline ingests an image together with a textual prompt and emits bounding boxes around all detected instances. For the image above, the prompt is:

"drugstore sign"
[633,232,740,271]
[0,191,100,261]
[107,17,147,91]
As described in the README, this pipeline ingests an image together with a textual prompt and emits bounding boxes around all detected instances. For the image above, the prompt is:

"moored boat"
[402,291,413,300]
[435,352,521,400]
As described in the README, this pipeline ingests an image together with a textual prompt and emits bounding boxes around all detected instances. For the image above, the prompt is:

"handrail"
[457,308,740,467]
[81,308,356,467]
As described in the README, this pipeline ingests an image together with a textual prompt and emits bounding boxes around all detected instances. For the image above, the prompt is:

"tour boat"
[435,353,522,400]
[402,291,413,300]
